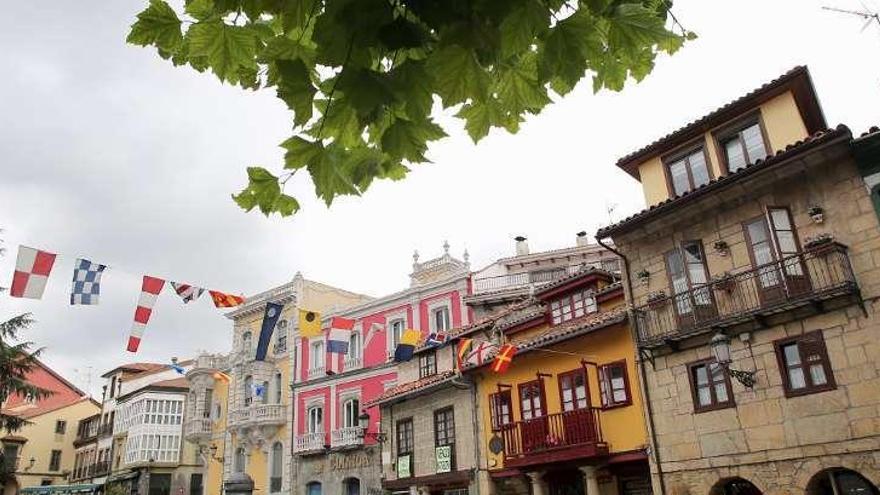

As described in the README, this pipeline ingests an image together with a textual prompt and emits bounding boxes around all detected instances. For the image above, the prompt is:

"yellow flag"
[299,309,323,338]
[400,328,421,346]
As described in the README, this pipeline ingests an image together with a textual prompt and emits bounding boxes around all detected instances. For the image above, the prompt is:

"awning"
[105,470,140,483]
[21,484,101,494]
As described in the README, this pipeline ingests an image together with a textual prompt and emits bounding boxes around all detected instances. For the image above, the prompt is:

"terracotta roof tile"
[532,266,615,297]
[597,126,852,239]
[365,370,457,407]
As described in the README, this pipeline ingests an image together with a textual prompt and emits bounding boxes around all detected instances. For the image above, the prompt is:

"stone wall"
[295,449,384,495]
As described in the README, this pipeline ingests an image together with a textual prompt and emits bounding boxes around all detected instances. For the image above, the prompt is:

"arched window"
[274,372,283,404]
[307,405,323,434]
[709,477,762,495]
[270,442,283,493]
[348,332,361,360]
[306,482,322,495]
[342,398,360,429]
[343,478,360,495]
[241,331,252,353]
[807,468,879,495]
[244,376,253,406]
[234,447,246,473]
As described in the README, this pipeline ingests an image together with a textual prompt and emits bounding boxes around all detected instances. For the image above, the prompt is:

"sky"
[1,0,878,397]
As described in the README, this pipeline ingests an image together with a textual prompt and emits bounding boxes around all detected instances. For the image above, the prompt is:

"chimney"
[515,236,530,256]
[576,231,590,247]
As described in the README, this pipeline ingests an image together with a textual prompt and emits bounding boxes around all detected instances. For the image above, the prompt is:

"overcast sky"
[1,0,878,397]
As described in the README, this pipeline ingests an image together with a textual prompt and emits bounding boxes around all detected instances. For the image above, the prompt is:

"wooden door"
[666,241,716,328]
[767,208,812,297]
[744,217,787,304]
[559,370,590,445]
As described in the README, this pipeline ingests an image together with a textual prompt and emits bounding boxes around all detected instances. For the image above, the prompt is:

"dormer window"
[550,289,597,325]
[666,147,710,196]
[718,120,769,172]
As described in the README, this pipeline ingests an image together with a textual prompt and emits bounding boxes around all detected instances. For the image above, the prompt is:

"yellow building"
[1,359,100,494]
[183,273,372,495]
[463,268,651,495]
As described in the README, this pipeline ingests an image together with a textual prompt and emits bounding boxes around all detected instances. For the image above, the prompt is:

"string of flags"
[7,245,246,353]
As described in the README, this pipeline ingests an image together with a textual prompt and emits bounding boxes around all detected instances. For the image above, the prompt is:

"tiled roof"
[446,297,536,339]
[597,125,852,239]
[532,266,615,297]
[102,362,167,378]
[11,397,99,420]
[365,370,457,407]
[616,66,826,177]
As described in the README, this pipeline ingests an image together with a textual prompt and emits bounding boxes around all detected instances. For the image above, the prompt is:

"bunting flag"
[253,382,266,399]
[426,331,448,347]
[491,344,517,374]
[213,371,231,383]
[171,282,205,304]
[255,302,284,361]
[209,290,245,308]
[456,338,474,369]
[394,329,421,362]
[127,276,166,353]
[467,341,493,366]
[70,258,107,305]
[363,318,386,349]
[10,246,57,299]
[328,317,355,354]
[298,309,322,338]
[170,363,186,374]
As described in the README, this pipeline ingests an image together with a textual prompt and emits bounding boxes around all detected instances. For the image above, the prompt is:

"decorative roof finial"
[413,250,420,264]
[443,240,450,254]
[463,249,470,263]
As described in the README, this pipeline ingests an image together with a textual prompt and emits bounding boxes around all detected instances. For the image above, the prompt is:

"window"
[419,351,437,378]
[389,319,405,349]
[342,398,360,429]
[558,369,588,411]
[234,447,246,473]
[599,361,631,408]
[49,450,62,471]
[687,360,734,412]
[348,332,361,360]
[55,420,67,434]
[307,482,322,495]
[3,444,20,470]
[550,289,598,325]
[241,331,253,353]
[719,121,768,172]
[109,376,117,398]
[434,407,456,471]
[666,147,710,196]
[270,442,283,493]
[343,478,360,495]
[274,373,283,404]
[518,380,545,420]
[204,389,213,418]
[396,418,414,466]
[261,380,270,404]
[190,473,204,495]
[432,307,451,332]
[310,341,325,370]
[744,207,809,298]
[489,391,512,430]
[244,376,253,406]
[775,331,835,397]
[307,406,323,434]
[666,241,712,317]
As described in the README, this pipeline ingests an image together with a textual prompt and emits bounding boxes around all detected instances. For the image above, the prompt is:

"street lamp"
[357,411,386,442]
[710,332,756,388]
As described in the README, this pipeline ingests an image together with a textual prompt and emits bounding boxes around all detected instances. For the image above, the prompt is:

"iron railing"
[473,266,583,293]
[330,427,365,448]
[633,243,858,346]
[501,408,603,460]
[295,432,326,452]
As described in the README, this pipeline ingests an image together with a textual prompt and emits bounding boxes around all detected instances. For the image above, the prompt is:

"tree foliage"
[127,0,693,216]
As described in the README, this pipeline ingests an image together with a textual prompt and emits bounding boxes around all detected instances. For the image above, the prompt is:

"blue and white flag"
[70,258,107,305]
[255,302,284,361]
[170,363,185,374]
[327,316,355,354]
[426,331,448,347]
[253,382,266,398]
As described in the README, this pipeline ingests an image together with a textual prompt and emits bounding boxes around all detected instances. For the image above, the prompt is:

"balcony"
[330,427,364,449]
[472,266,582,295]
[634,244,860,348]
[229,404,286,429]
[93,460,110,476]
[501,409,606,468]
[295,432,326,453]
[184,417,213,443]
[274,336,288,354]
[307,366,326,380]
[343,357,361,371]
[97,423,114,438]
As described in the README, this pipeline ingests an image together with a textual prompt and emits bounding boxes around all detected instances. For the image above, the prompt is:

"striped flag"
[10,246,57,300]
[328,317,355,354]
[171,282,205,304]
[456,338,474,369]
[209,290,245,308]
[491,344,517,374]
[364,318,386,349]
[127,276,165,352]
[394,329,421,362]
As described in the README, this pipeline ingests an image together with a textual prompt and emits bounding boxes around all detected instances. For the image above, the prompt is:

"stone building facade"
[598,66,880,495]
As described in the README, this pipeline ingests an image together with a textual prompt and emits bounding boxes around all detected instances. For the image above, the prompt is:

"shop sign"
[435,446,452,473]
[397,454,411,478]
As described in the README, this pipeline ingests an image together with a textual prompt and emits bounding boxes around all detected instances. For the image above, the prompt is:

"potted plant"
[713,240,730,257]
[712,272,737,293]
[805,233,835,254]
[646,290,668,309]
[636,269,650,287]
[808,205,824,224]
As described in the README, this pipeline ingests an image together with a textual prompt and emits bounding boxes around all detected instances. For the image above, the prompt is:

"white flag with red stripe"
[127,276,165,352]
[170,281,205,304]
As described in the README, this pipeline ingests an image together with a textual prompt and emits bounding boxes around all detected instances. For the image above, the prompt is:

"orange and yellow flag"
[491,344,517,374]
[209,290,245,308]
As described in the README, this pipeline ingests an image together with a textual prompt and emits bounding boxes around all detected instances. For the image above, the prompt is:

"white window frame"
[386,315,406,355]
[306,405,323,434]
[269,441,284,494]
[348,331,361,360]
[310,340,325,371]
[341,397,361,429]
[428,300,452,333]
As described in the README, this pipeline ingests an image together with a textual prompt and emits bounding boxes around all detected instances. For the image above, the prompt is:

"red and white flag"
[10,246,57,299]
[171,282,205,304]
[364,317,386,349]
[127,276,165,353]
[467,341,493,366]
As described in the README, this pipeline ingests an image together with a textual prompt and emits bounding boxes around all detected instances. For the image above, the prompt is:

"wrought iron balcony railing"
[633,243,859,347]
[500,408,605,467]
[330,427,365,448]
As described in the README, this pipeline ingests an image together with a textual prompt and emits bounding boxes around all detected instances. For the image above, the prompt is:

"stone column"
[527,472,547,495]
[579,466,599,495]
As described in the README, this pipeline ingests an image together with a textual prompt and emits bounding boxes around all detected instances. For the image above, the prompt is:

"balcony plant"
[713,240,730,257]
[808,205,825,224]
[636,269,650,287]
[712,272,737,293]
[646,290,668,309]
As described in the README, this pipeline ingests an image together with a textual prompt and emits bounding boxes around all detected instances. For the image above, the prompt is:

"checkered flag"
[70,258,107,305]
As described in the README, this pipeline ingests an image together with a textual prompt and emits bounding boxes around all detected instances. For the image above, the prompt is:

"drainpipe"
[596,236,667,495]
[451,375,481,495]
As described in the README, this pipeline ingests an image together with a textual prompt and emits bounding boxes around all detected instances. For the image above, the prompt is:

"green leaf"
[456,98,520,143]
[428,45,490,107]
[232,166,288,216]
[496,58,551,113]
[336,68,396,124]
[381,117,447,162]
[307,144,360,205]
[607,4,680,51]
[308,98,364,148]
[389,61,434,119]
[184,0,214,21]
[276,59,316,126]
[274,194,301,216]
[280,136,323,170]
[127,0,183,52]
[281,0,318,34]
[538,9,600,90]
[188,21,258,84]
[499,0,550,58]
[378,17,430,51]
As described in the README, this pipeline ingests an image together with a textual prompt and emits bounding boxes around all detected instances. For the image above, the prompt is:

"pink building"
[292,244,471,495]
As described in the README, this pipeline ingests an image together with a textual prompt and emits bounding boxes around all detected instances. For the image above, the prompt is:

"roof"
[493,242,613,265]
[616,66,827,178]
[101,362,167,378]
[116,377,189,401]
[597,125,852,239]
[532,266,616,299]
[9,397,99,420]
[365,370,457,407]
[1,358,90,419]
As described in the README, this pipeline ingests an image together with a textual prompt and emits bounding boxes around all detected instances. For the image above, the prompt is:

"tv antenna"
[823,4,880,32]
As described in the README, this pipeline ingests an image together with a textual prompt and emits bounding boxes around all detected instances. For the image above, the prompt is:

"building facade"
[292,244,471,495]
[598,66,880,495]
[1,359,100,494]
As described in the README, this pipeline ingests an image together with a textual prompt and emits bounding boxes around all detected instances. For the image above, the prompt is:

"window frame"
[306,405,323,434]
[341,397,360,429]
[49,449,62,471]
[419,351,437,378]
[432,306,451,333]
[598,360,632,409]
[557,368,590,412]
[713,113,771,174]
[388,318,406,353]
[686,358,735,413]
[773,331,836,398]
[661,140,713,197]
[270,441,283,493]
[517,380,546,420]
[549,288,598,325]
[55,420,67,435]
[433,407,456,471]
[396,417,414,477]
[310,340,325,370]
[488,390,513,431]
